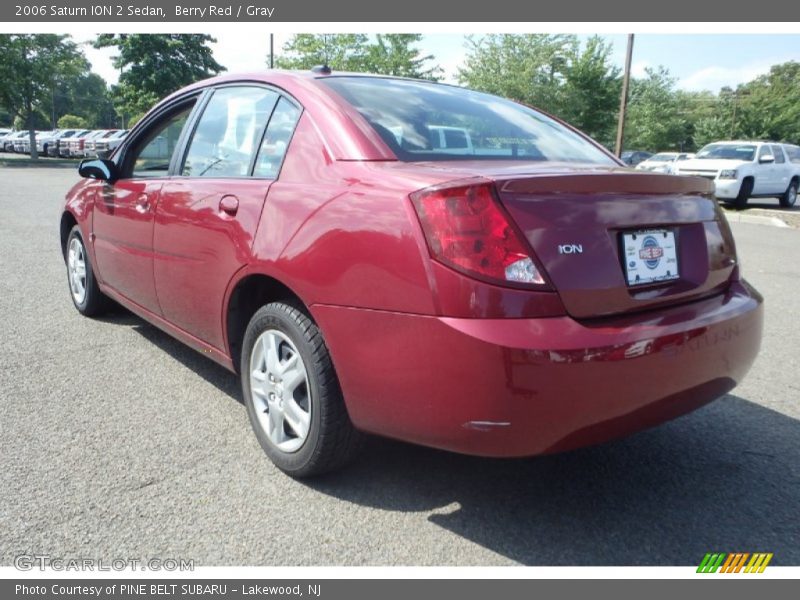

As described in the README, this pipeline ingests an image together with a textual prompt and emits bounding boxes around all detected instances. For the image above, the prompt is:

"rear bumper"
[312,280,763,457]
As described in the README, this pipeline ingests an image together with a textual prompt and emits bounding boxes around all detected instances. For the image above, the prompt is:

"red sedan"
[61,71,763,477]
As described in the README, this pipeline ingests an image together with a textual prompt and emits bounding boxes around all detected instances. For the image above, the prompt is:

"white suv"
[675,141,800,208]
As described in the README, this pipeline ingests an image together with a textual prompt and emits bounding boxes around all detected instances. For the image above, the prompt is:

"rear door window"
[770,145,786,163]
[253,98,301,179]
[182,86,279,178]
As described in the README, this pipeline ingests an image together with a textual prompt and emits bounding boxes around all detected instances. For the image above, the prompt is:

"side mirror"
[78,158,118,182]
[759,154,775,164]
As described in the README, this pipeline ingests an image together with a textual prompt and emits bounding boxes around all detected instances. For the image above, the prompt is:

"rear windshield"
[696,143,756,161]
[320,77,616,164]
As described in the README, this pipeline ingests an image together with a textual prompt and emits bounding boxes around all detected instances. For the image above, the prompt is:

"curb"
[723,212,790,228]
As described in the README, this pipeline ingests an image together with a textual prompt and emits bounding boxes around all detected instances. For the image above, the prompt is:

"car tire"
[780,180,798,208]
[65,225,110,316]
[733,178,753,209]
[240,302,362,477]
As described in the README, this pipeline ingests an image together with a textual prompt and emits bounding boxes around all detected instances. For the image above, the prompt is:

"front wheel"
[780,180,798,208]
[733,178,753,209]
[65,225,110,316]
[240,302,362,477]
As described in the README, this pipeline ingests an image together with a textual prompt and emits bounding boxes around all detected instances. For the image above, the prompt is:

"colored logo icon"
[697,552,773,573]
[639,235,664,269]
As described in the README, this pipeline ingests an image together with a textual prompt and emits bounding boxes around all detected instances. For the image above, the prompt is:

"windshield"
[320,77,616,164]
[696,143,756,161]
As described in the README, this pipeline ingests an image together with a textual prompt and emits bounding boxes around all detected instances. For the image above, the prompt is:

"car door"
[770,144,791,194]
[153,86,301,350]
[753,144,777,195]
[92,98,198,314]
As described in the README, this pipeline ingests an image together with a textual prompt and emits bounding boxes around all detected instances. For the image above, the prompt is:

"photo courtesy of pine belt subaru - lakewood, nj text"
[61,71,764,477]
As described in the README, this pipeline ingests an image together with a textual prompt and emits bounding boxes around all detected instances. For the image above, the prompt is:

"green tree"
[275,34,370,71]
[54,72,118,128]
[458,34,577,117]
[0,34,85,158]
[362,34,442,79]
[560,36,621,146]
[94,34,225,122]
[733,62,800,143]
[57,114,89,129]
[625,66,687,151]
[275,34,442,78]
[0,107,13,128]
[679,88,734,149]
[457,34,620,144]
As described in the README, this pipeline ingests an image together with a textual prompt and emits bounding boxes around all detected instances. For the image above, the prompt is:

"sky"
[78,33,800,93]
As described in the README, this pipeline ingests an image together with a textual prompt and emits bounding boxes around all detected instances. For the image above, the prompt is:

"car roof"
[151,70,426,161]
[707,140,777,145]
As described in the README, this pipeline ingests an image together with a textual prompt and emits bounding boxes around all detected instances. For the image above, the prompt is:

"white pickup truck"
[675,141,800,208]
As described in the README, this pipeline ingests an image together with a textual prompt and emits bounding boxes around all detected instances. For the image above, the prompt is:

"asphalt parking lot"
[1,166,798,567]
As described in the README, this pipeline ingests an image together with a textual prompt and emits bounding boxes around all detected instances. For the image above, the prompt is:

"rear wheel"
[65,225,110,316]
[240,302,362,477]
[780,180,798,208]
[733,178,753,209]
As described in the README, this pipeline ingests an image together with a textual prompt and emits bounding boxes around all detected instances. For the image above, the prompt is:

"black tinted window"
[320,77,615,164]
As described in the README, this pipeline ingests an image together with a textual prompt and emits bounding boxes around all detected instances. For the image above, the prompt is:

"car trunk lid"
[492,170,737,318]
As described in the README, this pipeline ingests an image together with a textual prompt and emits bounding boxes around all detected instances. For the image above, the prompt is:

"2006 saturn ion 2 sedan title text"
[62,70,763,478]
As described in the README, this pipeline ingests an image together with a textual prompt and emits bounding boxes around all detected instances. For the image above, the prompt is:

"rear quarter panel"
[246,112,438,315]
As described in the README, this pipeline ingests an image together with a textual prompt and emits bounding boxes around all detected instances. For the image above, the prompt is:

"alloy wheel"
[67,237,87,305]
[249,329,311,453]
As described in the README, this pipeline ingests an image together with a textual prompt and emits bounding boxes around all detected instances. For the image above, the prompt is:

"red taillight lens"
[410,181,548,287]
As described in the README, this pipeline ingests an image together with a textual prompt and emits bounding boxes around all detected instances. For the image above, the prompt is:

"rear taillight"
[410,180,548,288]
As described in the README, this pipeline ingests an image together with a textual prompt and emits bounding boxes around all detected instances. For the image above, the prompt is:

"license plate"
[621,229,679,286]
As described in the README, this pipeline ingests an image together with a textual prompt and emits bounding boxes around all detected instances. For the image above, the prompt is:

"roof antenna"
[311,64,332,75]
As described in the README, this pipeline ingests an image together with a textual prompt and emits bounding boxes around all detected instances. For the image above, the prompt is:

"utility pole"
[269,34,274,68]
[615,34,634,158]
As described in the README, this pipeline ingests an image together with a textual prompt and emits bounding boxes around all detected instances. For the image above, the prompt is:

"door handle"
[219,195,239,216]
[135,193,150,213]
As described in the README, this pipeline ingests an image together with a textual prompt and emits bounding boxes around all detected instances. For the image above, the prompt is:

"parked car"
[59,130,90,157]
[68,130,104,158]
[17,131,37,153]
[635,152,694,174]
[621,150,652,166]
[62,72,763,477]
[84,129,120,158]
[675,141,800,208]
[35,130,63,155]
[44,129,81,157]
[4,130,28,152]
[0,128,12,150]
[94,130,128,158]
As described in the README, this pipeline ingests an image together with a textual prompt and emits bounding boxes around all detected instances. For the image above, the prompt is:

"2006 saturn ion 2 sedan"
[62,70,763,477]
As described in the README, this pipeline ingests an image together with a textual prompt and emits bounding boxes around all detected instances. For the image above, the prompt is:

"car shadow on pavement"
[129,320,243,404]
[114,315,798,566]
[307,396,800,566]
